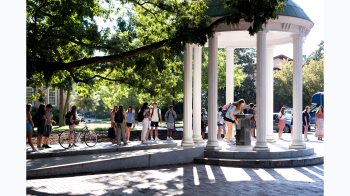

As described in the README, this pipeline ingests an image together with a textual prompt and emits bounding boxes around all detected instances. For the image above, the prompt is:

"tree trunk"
[58,89,65,126]
[63,89,71,124]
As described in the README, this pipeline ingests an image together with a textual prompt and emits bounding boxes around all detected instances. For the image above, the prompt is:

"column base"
[181,138,194,147]
[193,134,205,144]
[253,141,270,151]
[205,141,221,151]
[289,140,306,149]
[266,134,276,143]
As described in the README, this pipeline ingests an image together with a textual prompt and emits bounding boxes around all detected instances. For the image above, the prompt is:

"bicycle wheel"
[84,130,97,147]
[59,131,72,149]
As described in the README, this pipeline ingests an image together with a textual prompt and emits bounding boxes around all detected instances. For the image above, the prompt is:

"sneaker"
[169,137,173,140]
[155,137,159,141]
[304,138,309,142]
[32,148,38,152]
[46,145,52,148]
[151,137,154,141]
[167,137,170,140]
[68,144,73,148]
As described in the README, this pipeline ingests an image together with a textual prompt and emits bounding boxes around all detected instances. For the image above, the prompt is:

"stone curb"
[193,154,324,168]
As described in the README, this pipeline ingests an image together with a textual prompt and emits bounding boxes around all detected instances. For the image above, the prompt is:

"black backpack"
[137,108,144,122]
[107,127,116,138]
[115,111,123,123]
[221,107,228,118]
[65,111,72,125]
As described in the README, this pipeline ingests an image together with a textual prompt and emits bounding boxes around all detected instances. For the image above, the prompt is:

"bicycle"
[58,120,97,149]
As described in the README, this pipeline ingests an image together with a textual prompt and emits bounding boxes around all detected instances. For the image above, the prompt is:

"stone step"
[27,147,205,179]
[194,153,324,168]
[204,147,315,159]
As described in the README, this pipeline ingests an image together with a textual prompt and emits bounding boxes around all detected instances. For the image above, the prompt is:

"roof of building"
[273,54,293,61]
[205,0,312,22]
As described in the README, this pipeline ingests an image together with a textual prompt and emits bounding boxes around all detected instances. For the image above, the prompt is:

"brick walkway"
[26,163,323,196]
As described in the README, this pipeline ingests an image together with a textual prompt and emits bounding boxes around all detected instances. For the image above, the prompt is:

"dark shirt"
[302,111,310,125]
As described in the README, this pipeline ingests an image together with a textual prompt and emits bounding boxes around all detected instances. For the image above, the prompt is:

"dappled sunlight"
[252,168,276,181]
[274,168,315,182]
[193,166,200,186]
[27,164,324,195]
[205,165,216,183]
[220,166,252,182]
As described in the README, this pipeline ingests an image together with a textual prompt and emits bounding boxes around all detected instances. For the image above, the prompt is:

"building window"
[48,88,57,106]
[26,87,34,105]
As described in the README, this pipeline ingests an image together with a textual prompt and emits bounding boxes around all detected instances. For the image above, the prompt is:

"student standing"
[115,105,128,145]
[164,105,177,140]
[150,102,162,142]
[315,106,324,141]
[26,104,37,152]
[35,104,46,149]
[278,107,286,140]
[125,106,135,142]
[302,106,311,141]
[42,104,55,148]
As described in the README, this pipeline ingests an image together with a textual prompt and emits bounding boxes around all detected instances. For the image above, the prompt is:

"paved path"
[26,163,324,196]
[26,132,324,195]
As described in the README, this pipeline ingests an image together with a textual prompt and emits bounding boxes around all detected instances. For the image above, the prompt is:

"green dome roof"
[205,0,312,22]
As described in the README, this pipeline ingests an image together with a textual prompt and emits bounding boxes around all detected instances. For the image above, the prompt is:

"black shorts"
[37,124,45,135]
[223,116,235,123]
[151,121,159,127]
[43,125,52,137]
[126,123,132,127]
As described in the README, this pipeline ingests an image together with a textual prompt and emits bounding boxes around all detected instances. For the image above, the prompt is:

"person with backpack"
[115,105,128,145]
[149,102,162,143]
[35,103,46,149]
[66,105,79,148]
[164,105,177,141]
[217,107,225,140]
[138,103,149,144]
[108,106,118,144]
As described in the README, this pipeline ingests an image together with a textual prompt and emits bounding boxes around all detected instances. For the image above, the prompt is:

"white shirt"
[151,108,161,122]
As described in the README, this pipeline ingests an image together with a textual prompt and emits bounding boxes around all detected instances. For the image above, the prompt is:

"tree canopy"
[27,0,285,94]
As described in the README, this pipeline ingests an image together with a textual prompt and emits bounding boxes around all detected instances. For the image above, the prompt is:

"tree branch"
[36,39,169,72]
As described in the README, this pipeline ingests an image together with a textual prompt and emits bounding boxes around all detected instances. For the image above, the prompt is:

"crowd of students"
[108,102,177,145]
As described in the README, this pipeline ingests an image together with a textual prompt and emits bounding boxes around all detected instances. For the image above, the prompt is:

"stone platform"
[26,133,324,179]
[194,136,324,168]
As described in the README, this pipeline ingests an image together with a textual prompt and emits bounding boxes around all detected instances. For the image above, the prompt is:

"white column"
[226,47,234,104]
[266,46,276,143]
[205,33,221,150]
[253,31,269,151]
[193,45,204,143]
[289,34,306,149]
[182,43,194,147]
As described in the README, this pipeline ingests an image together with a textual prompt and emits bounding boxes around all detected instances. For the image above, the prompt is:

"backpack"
[65,111,72,125]
[107,127,116,138]
[137,109,144,122]
[221,106,228,118]
[115,111,123,123]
